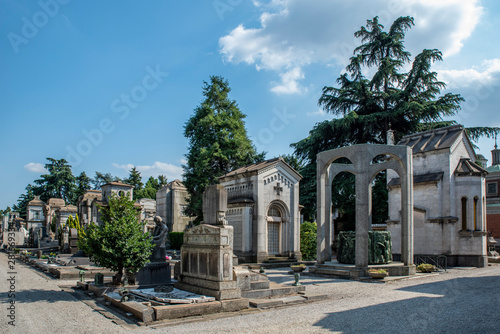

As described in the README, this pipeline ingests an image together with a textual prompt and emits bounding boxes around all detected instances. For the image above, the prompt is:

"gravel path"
[1,252,499,334]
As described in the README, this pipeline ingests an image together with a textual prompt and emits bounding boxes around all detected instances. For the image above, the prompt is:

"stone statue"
[151,216,169,261]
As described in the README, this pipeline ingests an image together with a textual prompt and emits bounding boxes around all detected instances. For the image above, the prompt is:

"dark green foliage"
[168,232,184,250]
[183,76,265,222]
[79,194,154,282]
[126,167,143,198]
[292,16,466,220]
[0,207,11,221]
[34,158,76,204]
[74,172,91,202]
[331,171,356,229]
[300,221,317,261]
[12,184,36,219]
[280,154,305,172]
[91,171,121,190]
[372,171,388,225]
[134,176,167,200]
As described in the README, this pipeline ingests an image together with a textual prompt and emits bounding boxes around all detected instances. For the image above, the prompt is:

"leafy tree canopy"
[33,158,76,204]
[79,194,154,283]
[183,75,265,222]
[292,16,497,221]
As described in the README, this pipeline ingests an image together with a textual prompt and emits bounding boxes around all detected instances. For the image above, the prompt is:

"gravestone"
[175,185,241,300]
[69,228,79,254]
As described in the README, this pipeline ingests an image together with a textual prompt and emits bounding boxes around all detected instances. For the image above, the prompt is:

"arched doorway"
[267,205,282,255]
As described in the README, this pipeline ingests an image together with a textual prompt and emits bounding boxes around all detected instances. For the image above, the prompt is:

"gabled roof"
[397,125,467,154]
[28,196,44,207]
[454,158,488,176]
[102,181,134,188]
[219,157,302,180]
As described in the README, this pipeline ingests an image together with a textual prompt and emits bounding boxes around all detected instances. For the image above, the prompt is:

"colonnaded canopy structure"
[316,144,415,273]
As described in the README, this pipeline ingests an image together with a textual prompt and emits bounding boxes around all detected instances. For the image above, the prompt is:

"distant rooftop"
[398,125,465,154]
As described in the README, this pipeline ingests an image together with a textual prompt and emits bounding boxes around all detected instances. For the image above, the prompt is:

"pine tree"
[126,167,143,200]
[183,76,265,222]
[293,16,466,221]
[34,158,76,204]
[74,172,91,202]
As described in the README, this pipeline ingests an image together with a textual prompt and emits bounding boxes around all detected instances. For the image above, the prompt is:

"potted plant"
[290,263,306,273]
[367,268,388,279]
[417,263,435,273]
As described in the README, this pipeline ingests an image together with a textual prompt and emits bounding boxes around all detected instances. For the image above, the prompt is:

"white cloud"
[438,59,500,88]
[113,161,183,181]
[270,67,305,94]
[24,162,46,173]
[307,108,327,117]
[219,0,482,94]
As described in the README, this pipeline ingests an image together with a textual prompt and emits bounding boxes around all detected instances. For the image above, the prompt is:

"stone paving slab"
[248,299,284,308]
[281,296,306,305]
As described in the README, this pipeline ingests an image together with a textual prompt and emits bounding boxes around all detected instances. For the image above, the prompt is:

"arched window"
[473,197,479,231]
[461,197,468,231]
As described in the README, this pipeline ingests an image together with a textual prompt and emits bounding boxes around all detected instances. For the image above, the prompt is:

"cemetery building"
[41,198,77,233]
[76,189,102,226]
[387,125,488,267]
[88,182,138,225]
[219,157,302,263]
[136,198,157,233]
[156,179,192,232]
[26,196,45,231]
[486,142,500,244]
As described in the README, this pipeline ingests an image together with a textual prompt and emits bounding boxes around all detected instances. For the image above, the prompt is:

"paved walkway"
[1,252,499,333]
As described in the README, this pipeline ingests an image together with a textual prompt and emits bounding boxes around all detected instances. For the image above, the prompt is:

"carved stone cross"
[274,182,283,195]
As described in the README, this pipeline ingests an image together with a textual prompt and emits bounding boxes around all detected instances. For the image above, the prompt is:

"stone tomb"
[175,224,240,300]
[175,185,241,300]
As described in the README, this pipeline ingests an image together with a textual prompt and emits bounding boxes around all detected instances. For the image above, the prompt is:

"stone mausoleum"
[156,179,192,232]
[387,125,488,267]
[219,157,302,263]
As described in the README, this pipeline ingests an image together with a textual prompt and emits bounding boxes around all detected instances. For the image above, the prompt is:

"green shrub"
[417,263,435,273]
[169,232,184,250]
[300,221,317,261]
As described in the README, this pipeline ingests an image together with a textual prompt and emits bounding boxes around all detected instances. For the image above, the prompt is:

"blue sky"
[1,0,499,209]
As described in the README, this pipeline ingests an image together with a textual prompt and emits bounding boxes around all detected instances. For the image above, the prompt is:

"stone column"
[355,172,370,268]
[400,151,414,266]
[316,163,331,264]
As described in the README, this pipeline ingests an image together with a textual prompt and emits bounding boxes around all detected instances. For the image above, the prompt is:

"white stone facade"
[387,125,488,267]
[219,157,302,263]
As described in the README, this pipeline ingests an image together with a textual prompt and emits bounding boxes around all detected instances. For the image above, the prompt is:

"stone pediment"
[186,224,221,235]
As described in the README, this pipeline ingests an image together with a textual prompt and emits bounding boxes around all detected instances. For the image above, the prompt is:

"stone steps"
[250,280,270,290]
[312,268,351,277]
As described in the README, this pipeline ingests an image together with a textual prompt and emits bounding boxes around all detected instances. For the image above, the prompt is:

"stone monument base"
[175,276,241,300]
[134,262,172,286]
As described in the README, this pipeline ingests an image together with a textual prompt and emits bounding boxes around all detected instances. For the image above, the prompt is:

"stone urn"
[290,264,306,273]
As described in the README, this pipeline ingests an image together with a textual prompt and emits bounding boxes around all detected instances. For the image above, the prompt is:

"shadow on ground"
[0,288,78,304]
[313,276,500,333]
